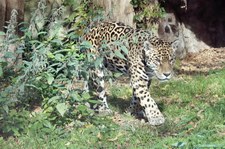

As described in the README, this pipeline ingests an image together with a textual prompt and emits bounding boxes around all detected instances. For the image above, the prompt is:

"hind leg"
[86,65,111,113]
[95,68,110,112]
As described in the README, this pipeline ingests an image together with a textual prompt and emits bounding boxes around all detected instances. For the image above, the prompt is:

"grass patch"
[1,69,225,148]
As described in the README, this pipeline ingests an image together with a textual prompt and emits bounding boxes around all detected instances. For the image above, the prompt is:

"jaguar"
[83,22,179,125]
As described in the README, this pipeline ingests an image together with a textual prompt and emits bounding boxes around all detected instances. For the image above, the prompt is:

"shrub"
[131,0,165,29]
[0,0,105,137]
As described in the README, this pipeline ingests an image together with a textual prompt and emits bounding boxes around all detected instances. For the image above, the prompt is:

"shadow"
[160,0,225,47]
[174,67,225,76]
[174,67,210,76]
[157,101,166,112]
[108,96,130,113]
[107,95,166,114]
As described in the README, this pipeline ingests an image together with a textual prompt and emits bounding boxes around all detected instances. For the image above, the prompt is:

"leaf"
[109,78,113,85]
[172,142,186,147]
[0,58,5,63]
[12,128,20,137]
[47,51,54,59]
[120,45,128,55]
[53,49,69,54]
[36,76,42,80]
[48,96,60,104]
[15,49,24,54]
[114,72,122,78]
[30,40,41,44]
[51,39,63,45]
[3,105,9,114]
[114,50,126,60]
[43,120,53,128]
[4,52,15,59]
[80,41,93,49]
[55,53,64,61]
[82,92,91,100]
[35,43,44,50]
[77,105,87,112]
[88,100,101,104]
[0,66,3,77]
[0,31,5,36]
[56,103,68,117]
[71,92,81,101]
[47,74,54,85]
[37,31,47,36]
[94,57,103,68]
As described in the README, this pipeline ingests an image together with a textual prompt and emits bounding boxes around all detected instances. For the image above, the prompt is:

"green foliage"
[0,0,104,137]
[64,0,104,36]
[131,0,165,29]
[0,9,20,77]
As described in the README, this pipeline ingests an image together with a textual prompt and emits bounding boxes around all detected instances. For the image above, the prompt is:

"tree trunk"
[0,0,24,71]
[0,0,6,32]
[0,0,24,35]
[6,0,24,36]
[93,0,135,28]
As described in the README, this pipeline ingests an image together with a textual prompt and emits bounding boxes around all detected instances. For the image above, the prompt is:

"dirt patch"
[178,48,225,74]
[111,112,147,127]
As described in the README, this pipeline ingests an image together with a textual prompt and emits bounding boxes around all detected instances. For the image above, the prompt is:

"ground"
[1,48,225,148]
[179,48,225,74]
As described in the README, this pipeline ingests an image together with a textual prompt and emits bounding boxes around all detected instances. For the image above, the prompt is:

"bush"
[0,0,105,137]
[131,0,165,29]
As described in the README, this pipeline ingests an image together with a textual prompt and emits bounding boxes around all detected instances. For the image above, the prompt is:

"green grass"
[1,69,225,148]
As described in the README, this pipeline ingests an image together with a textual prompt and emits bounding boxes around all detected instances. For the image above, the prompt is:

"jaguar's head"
[144,39,179,81]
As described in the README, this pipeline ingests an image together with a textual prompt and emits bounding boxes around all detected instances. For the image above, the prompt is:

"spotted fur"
[83,22,179,125]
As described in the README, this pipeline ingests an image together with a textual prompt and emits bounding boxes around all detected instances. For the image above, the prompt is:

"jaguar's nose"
[163,72,171,77]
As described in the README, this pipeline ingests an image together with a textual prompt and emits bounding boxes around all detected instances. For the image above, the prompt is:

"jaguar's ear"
[171,39,180,52]
[144,41,154,53]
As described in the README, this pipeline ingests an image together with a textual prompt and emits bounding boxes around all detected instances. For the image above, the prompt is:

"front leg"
[130,65,165,125]
[128,79,152,116]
